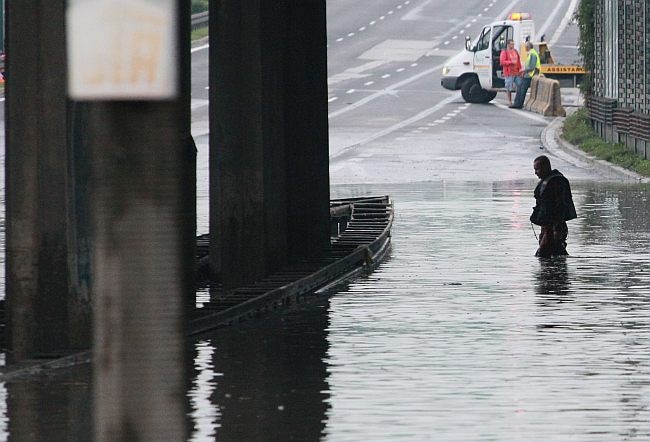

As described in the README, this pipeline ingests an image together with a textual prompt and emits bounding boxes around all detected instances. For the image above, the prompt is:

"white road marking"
[329,94,460,158]
[550,0,580,47]
[336,38,344,42]
[382,74,391,78]
[191,44,209,53]
[536,0,567,41]
[346,89,356,94]
[328,97,339,103]
[329,61,449,119]
[494,102,550,123]
[364,81,375,86]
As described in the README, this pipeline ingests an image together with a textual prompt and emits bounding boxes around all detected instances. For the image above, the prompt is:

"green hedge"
[575,0,594,94]
[562,109,650,177]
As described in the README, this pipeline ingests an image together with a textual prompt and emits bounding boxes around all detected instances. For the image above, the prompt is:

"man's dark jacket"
[530,169,577,225]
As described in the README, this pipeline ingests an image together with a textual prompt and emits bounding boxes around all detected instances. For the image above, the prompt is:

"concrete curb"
[541,113,650,183]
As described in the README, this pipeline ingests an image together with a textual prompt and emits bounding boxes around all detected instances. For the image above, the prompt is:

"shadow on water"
[188,298,332,441]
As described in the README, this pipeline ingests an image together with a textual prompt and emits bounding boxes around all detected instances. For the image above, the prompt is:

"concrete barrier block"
[550,80,566,117]
[531,77,549,114]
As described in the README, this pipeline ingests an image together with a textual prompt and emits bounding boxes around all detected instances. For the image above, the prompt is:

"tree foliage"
[191,0,209,14]
[575,0,595,93]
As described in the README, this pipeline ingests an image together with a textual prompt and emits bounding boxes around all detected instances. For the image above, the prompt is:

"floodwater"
[1,180,650,441]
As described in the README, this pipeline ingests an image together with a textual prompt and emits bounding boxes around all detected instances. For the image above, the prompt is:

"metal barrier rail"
[586,96,616,124]
[189,196,393,335]
[191,11,209,31]
[630,112,650,142]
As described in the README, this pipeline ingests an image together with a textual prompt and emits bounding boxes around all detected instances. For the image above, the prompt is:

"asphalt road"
[324,0,588,185]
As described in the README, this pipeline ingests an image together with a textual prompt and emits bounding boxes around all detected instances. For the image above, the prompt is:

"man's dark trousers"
[512,76,531,108]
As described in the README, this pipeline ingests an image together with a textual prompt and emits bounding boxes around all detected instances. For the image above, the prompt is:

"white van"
[441,13,536,103]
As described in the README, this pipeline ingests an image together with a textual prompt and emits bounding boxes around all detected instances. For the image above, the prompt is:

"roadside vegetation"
[192,0,208,14]
[192,27,209,41]
[575,0,594,93]
[191,0,209,41]
[562,109,650,177]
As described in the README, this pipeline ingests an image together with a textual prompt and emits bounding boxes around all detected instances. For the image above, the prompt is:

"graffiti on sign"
[67,0,177,99]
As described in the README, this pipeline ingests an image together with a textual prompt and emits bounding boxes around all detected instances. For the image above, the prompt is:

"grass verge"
[562,108,650,177]
[192,28,209,42]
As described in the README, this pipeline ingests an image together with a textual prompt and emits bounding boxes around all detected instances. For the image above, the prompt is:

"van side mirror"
[465,36,472,51]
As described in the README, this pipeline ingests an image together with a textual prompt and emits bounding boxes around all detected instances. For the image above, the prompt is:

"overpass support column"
[210,0,330,290]
[284,0,331,264]
[5,0,91,361]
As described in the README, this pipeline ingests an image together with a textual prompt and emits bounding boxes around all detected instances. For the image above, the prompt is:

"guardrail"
[191,11,209,32]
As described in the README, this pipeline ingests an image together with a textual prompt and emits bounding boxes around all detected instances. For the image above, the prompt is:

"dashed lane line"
[329,93,460,159]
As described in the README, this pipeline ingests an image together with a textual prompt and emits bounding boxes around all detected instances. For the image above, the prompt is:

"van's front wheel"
[461,78,496,103]
[460,77,483,103]
[482,90,497,102]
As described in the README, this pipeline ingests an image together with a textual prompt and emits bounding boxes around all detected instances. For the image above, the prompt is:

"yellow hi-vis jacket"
[525,48,541,77]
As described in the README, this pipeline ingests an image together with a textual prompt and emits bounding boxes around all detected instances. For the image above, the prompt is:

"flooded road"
[2,181,648,441]
[183,181,650,441]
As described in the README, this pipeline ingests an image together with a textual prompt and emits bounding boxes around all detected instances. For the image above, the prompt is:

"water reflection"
[535,257,571,301]
[195,299,331,441]
[6,365,92,441]
[188,341,220,441]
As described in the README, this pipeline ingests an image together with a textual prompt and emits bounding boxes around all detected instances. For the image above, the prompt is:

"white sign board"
[67,0,177,100]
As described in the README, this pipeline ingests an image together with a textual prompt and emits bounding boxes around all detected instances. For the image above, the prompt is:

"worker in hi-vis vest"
[510,41,541,109]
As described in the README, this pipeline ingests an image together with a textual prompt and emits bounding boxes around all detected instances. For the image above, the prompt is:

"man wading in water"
[530,155,577,257]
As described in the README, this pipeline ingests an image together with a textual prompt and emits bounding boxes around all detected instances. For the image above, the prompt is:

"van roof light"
[508,12,532,21]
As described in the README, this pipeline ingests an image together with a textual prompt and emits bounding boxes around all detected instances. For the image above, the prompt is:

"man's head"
[525,41,533,51]
[533,155,552,179]
[507,39,515,48]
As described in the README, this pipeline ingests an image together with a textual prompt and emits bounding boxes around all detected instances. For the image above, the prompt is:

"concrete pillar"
[90,2,193,439]
[89,102,190,441]
[283,0,331,263]
[4,0,90,361]
[209,0,330,290]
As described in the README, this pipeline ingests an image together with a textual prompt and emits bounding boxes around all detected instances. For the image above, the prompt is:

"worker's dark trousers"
[512,76,532,108]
